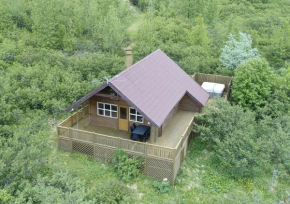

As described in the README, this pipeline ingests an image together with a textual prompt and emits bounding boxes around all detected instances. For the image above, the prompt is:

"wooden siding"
[89,95,151,130]
[179,93,201,112]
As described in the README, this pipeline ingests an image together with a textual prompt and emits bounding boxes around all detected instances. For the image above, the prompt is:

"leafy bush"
[152,178,170,193]
[220,32,260,70]
[195,99,270,178]
[87,179,134,203]
[231,58,275,110]
[112,149,144,182]
[257,115,290,174]
[13,171,88,204]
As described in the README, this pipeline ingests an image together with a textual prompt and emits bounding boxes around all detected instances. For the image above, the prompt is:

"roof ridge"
[160,50,208,95]
[110,49,162,82]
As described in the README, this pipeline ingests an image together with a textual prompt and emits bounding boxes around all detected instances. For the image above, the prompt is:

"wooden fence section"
[192,73,233,99]
[57,106,194,184]
[172,117,194,181]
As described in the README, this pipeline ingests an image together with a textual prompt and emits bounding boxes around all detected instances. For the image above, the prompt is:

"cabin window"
[129,107,143,123]
[97,102,118,118]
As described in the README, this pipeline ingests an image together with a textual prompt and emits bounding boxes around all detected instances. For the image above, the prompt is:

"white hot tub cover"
[213,83,225,94]
[201,82,215,93]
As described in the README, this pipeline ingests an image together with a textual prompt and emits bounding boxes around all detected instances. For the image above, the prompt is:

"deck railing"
[57,105,194,183]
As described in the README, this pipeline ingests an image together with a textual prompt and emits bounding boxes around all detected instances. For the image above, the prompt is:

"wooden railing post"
[172,148,176,184]
[69,128,73,152]
[93,132,96,161]
[57,126,59,148]
[82,104,85,118]
[144,143,148,174]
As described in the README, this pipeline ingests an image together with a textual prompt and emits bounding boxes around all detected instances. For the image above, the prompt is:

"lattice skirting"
[94,145,116,163]
[146,157,173,183]
[58,138,71,152]
[72,141,94,157]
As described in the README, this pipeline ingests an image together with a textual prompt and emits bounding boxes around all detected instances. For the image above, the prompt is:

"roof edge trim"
[65,82,108,112]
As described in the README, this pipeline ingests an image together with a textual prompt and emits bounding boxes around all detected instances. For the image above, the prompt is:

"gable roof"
[66,49,209,127]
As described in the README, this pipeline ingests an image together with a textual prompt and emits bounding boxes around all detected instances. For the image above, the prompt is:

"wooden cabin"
[57,49,210,183]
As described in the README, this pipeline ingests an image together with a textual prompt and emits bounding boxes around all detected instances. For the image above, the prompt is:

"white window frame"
[97,102,118,118]
[129,107,143,123]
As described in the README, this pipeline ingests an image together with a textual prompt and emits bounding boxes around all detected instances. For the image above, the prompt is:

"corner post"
[82,104,85,118]
[69,127,73,152]
[144,143,148,174]
[172,148,176,185]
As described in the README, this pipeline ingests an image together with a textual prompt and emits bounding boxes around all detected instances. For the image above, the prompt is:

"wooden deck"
[155,111,195,148]
[71,110,194,148]
[72,120,130,140]
[57,105,195,184]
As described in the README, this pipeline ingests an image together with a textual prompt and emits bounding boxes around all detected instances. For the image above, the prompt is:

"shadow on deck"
[155,111,195,148]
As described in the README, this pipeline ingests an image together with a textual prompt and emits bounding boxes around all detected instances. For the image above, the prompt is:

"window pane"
[120,107,127,119]
[111,105,117,111]
[105,104,110,110]
[112,112,117,118]
[130,115,136,121]
[137,111,142,116]
[98,109,104,115]
[137,116,143,122]
[130,108,136,114]
[105,110,110,117]
[98,103,104,109]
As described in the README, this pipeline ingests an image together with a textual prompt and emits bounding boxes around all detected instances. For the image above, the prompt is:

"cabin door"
[119,106,128,131]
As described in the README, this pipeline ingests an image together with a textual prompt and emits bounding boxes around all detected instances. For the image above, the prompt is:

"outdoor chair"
[132,133,139,141]
[130,125,135,140]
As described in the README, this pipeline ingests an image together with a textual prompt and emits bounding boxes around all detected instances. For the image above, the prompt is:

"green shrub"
[231,58,274,110]
[152,178,170,193]
[87,179,134,204]
[112,149,144,182]
[195,99,271,178]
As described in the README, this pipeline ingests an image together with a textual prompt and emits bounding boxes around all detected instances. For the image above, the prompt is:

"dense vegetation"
[1,0,290,203]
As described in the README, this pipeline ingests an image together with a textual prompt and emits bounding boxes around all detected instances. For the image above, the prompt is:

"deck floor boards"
[72,120,130,139]
[72,110,194,148]
[155,111,195,148]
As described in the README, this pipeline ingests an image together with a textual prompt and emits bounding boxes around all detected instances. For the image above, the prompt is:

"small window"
[97,102,118,118]
[120,107,127,119]
[129,107,143,123]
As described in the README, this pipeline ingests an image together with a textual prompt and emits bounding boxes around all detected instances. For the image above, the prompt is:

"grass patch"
[127,13,146,42]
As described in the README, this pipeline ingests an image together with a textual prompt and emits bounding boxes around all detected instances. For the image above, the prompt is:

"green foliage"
[152,179,170,194]
[112,149,144,182]
[0,189,12,203]
[232,58,274,110]
[257,115,290,173]
[0,112,50,186]
[87,179,135,203]
[1,0,290,202]
[133,16,216,74]
[13,171,88,203]
[195,99,270,178]
[220,32,260,70]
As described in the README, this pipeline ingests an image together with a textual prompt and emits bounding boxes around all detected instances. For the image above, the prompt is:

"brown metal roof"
[109,49,209,127]
[66,49,209,127]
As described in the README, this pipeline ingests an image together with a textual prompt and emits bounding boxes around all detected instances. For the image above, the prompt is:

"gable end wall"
[179,94,201,113]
